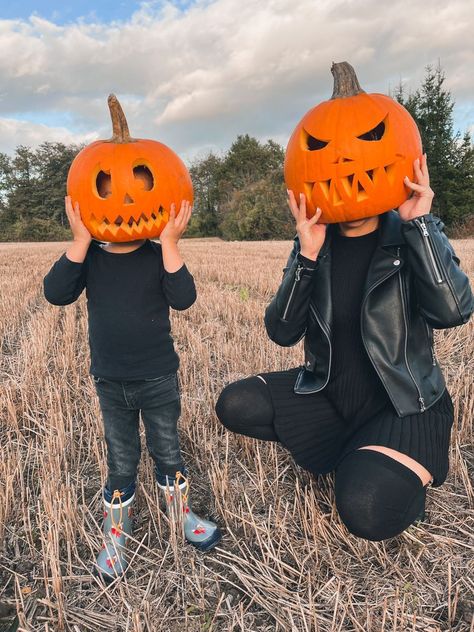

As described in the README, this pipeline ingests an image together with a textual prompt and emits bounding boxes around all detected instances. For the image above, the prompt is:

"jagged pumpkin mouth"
[305,161,399,207]
[89,207,166,237]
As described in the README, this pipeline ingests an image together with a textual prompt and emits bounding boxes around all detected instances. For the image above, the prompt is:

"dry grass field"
[0,238,473,632]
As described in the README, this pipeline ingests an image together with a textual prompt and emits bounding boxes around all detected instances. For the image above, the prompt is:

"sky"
[0,0,473,163]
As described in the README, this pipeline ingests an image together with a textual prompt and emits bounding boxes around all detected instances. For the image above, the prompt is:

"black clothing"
[264,212,474,417]
[215,376,279,442]
[326,228,388,421]
[334,449,427,541]
[215,371,454,486]
[43,240,196,380]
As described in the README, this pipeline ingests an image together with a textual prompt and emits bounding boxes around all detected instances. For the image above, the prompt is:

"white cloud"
[0,0,472,160]
[0,118,97,155]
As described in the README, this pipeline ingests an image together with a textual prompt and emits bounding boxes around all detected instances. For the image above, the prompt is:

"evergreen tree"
[395,63,473,225]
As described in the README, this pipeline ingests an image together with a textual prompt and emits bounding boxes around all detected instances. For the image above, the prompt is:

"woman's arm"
[264,238,318,345]
[399,156,473,327]
[264,192,327,346]
[402,215,473,327]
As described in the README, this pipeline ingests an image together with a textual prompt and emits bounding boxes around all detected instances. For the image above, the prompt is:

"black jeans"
[93,373,184,491]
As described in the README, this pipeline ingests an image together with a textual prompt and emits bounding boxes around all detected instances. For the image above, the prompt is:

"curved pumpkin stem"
[331,62,365,99]
[108,94,134,143]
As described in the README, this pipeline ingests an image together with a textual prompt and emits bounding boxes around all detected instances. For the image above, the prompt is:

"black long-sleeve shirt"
[325,228,388,421]
[43,240,196,380]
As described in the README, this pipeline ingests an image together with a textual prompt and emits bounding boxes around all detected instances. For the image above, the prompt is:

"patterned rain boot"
[157,471,222,551]
[95,482,135,582]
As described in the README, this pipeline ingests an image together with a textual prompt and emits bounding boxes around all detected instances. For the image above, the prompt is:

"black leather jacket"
[265,211,473,417]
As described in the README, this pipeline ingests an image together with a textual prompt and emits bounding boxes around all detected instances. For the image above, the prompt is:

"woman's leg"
[215,375,279,441]
[334,448,429,541]
[358,445,433,485]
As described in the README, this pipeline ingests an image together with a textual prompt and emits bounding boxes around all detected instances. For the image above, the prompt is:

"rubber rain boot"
[157,471,221,551]
[95,483,135,582]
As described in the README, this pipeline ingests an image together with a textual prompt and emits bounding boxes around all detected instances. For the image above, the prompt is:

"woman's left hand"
[398,154,434,221]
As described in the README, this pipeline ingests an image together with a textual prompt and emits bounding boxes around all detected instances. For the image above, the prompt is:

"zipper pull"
[419,396,426,412]
[419,217,429,237]
[295,264,302,281]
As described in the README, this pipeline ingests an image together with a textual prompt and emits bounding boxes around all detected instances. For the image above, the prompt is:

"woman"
[216,156,473,541]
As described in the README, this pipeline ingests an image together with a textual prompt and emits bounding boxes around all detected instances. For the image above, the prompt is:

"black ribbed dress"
[260,228,454,487]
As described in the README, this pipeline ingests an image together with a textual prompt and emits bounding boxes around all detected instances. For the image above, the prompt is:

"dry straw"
[0,239,472,631]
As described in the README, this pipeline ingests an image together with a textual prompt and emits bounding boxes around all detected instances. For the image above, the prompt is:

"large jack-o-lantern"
[67,94,193,242]
[284,62,422,223]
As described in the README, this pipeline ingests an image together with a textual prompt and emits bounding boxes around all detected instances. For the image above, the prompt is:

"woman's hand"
[65,196,92,244]
[398,154,434,221]
[160,200,192,244]
[287,190,327,260]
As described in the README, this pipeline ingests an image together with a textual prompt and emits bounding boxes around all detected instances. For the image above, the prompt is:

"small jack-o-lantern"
[284,62,422,223]
[67,94,193,242]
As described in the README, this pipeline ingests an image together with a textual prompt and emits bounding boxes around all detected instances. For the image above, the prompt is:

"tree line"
[0,64,472,242]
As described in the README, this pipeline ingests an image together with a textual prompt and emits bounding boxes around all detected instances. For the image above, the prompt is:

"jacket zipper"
[282,264,303,320]
[309,304,332,390]
[414,217,443,284]
[360,263,407,416]
[424,320,437,366]
[398,273,426,412]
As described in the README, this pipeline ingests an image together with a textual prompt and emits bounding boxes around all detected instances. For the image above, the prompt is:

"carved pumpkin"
[284,62,422,223]
[67,94,193,242]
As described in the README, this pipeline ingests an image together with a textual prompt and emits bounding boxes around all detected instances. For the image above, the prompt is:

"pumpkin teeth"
[384,162,396,184]
[89,208,168,239]
[307,159,399,208]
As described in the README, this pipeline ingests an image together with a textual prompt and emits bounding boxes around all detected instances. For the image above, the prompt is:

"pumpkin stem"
[108,94,134,143]
[331,62,365,99]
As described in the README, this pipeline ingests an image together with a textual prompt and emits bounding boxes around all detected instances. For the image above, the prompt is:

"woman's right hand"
[65,196,92,243]
[287,190,326,260]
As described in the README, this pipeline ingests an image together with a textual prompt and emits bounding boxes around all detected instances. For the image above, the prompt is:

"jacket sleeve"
[264,237,317,346]
[401,214,474,328]
[43,253,87,305]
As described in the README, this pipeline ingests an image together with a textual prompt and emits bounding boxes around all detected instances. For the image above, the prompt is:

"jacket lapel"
[310,211,406,329]
[310,230,332,331]
[363,211,406,294]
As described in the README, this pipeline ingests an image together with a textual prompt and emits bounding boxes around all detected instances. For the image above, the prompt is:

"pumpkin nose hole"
[124,193,134,204]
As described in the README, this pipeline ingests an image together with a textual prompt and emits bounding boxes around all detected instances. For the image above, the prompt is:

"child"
[44,170,221,582]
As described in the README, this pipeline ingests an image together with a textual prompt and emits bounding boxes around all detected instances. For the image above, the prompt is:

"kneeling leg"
[334,449,428,541]
[215,376,278,441]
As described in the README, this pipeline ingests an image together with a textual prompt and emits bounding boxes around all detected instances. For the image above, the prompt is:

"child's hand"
[160,201,192,244]
[65,196,92,243]
[399,155,434,222]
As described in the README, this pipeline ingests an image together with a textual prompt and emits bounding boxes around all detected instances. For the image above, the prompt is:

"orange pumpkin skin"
[67,95,193,242]
[284,63,422,223]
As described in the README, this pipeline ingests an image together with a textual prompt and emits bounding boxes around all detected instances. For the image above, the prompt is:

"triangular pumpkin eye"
[357,120,385,141]
[303,129,329,151]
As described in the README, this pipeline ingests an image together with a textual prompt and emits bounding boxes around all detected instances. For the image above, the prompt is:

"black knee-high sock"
[335,449,427,541]
[215,376,279,441]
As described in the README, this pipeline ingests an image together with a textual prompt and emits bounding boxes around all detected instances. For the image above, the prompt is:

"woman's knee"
[215,376,275,435]
[334,449,427,541]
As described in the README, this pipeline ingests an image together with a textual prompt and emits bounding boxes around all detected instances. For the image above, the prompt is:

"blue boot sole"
[188,527,222,552]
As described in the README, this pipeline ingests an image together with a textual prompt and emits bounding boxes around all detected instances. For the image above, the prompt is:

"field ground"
[0,239,473,631]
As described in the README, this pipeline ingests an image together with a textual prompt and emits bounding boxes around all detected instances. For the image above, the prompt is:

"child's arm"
[159,201,196,310]
[43,197,91,305]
